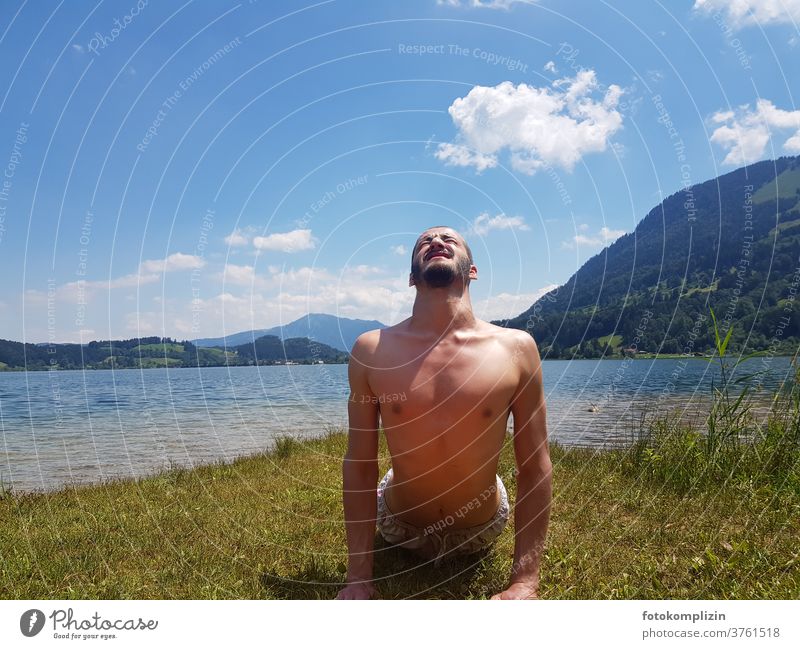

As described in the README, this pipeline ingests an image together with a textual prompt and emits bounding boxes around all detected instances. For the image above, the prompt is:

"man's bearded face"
[411,231,472,288]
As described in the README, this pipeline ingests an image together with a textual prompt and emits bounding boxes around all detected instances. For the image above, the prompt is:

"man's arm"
[493,332,552,600]
[336,332,380,600]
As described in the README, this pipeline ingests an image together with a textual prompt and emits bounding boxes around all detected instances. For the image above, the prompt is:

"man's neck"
[409,284,476,337]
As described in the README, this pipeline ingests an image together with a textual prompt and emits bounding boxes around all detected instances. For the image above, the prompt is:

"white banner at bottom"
[1,600,797,648]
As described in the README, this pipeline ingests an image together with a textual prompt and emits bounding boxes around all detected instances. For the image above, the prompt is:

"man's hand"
[490,581,539,600]
[335,582,378,600]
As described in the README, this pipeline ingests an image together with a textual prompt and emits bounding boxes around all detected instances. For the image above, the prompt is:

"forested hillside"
[0,335,346,370]
[497,156,800,358]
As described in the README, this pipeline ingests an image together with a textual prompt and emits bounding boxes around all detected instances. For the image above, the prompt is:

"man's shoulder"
[350,321,408,356]
[480,321,536,348]
[478,322,540,373]
[351,328,381,355]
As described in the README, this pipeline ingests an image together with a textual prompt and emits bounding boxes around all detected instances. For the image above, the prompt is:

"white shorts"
[376,468,510,566]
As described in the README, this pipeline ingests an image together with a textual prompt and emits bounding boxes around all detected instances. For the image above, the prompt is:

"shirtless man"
[336,226,552,600]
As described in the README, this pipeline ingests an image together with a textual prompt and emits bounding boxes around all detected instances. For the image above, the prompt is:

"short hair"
[411,226,474,265]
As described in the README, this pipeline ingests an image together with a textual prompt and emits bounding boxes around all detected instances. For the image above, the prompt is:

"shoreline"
[2,353,799,373]
[0,430,638,497]
[1,443,286,497]
[0,360,349,372]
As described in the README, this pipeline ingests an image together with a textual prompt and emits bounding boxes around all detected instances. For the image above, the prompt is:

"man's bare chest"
[367,346,519,415]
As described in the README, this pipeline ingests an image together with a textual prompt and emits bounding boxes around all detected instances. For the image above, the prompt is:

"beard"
[411,256,471,288]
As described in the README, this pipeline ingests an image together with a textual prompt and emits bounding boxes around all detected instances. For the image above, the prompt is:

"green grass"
[1,423,797,599]
[197,348,233,362]
[753,166,800,203]
[136,357,182,368]
[132,343,185,354]
[682,279,719,297]
[99,355,182,368]
[103,356,183,368]
[769,218,800,238]
[598,334,623,350]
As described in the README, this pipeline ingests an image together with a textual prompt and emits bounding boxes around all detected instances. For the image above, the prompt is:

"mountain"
[231,335,347,364]
[193,313,386,352]
[496,156,800,358]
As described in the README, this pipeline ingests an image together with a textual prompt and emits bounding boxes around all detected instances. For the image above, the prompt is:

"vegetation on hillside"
[0,335,347,371]
[499,156,800,360]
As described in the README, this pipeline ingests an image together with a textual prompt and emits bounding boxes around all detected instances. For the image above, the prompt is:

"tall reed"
[624,307,799,494]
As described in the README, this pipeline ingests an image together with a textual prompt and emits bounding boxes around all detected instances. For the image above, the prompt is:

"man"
[336,226,552,600]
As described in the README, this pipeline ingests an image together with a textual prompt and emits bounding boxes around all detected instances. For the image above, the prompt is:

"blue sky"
[1,0,800,343]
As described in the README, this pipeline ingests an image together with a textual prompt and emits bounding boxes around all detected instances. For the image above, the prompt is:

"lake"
[0,357,794,492]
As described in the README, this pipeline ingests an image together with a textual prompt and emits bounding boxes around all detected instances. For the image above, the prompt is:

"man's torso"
[364,321,522,528]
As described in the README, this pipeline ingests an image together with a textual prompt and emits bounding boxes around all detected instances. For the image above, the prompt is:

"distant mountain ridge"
[193,313,386,352]
[496,155,800,358]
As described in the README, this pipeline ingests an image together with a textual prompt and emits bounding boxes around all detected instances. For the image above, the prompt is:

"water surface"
[0,357,793,492]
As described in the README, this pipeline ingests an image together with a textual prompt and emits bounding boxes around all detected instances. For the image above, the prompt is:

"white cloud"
[23,253,203,312]
[600,226,626,241]
[221,264,257,286]
[124,310,165,337]
[55,273,158,305]
[72,43,84,53]
[224,228,250,247]
[710,99,800,165]
[253,229,316,252]
[347,265,384,276]
[435,143,497,172]
[473,285,559,321]
[22,289,48,306]
[140,252,205,274]
[562,226,625,249]
[576,230,612,245]
[694,0,800,28]
[269,265,334,286]
[103,272,161,290]
[391,244,407,255]
[471,212,531,236]
[543,61,558,73]
[436,71,624,175]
